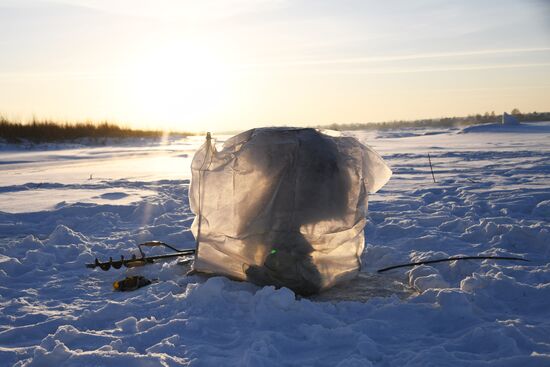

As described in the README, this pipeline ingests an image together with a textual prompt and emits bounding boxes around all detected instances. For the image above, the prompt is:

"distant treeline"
[318,110,550,131]
[0,117,192,144]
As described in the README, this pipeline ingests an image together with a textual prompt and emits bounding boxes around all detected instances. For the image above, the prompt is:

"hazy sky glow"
[1,0,549,131]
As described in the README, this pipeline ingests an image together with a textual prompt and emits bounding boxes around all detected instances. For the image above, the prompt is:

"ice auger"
[86,241,196,271]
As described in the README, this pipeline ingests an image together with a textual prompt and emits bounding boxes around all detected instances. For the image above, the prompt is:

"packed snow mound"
[189,128,392,295]
[375,128,450,139]
[461,121,550,133]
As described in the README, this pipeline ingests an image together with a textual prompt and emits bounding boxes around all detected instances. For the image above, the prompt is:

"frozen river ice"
[1,123,549,366]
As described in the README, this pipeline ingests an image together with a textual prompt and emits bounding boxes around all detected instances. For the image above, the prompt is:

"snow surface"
[1,124,549,366]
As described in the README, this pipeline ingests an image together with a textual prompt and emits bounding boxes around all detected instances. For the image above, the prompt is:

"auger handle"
[138,241,186,257]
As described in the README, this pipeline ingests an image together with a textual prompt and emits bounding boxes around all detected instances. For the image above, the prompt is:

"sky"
[0,0,549,132]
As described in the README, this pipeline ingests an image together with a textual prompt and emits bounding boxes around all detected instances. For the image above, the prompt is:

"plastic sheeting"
[190,128,392,295]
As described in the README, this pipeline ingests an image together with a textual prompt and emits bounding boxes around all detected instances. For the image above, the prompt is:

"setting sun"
[124,42,233,130]
[0,0,549,132]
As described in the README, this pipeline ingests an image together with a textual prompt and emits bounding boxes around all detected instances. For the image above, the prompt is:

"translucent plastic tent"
[189,128,392,295]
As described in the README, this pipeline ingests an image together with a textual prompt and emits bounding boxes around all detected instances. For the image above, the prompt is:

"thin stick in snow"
[428,153,436,183]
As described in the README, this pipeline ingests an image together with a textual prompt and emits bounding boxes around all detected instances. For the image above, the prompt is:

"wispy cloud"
[0,71,121,80]
[3,51,550,80]
[37,0,286,21]
[243,47,550,69]
[313,62,550,75]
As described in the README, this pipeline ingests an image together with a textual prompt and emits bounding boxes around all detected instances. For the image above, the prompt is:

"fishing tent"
[189,128,391,295]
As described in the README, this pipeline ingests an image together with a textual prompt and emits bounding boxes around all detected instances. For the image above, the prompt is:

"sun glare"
[125,43,232,131]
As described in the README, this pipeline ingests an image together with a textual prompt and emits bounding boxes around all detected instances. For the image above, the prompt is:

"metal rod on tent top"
[428,153,436,183]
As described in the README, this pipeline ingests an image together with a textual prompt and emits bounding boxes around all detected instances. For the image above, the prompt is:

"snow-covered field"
[1,123,549,366]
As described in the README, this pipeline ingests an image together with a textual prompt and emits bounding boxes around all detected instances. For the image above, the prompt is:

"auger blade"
[86,242,195,271]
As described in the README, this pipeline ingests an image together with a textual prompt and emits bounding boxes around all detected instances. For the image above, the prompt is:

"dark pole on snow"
[428,153,436,183]
[377,255,528,273]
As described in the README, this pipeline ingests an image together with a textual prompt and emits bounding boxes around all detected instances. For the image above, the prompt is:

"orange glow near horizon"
[0,1,549,132]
